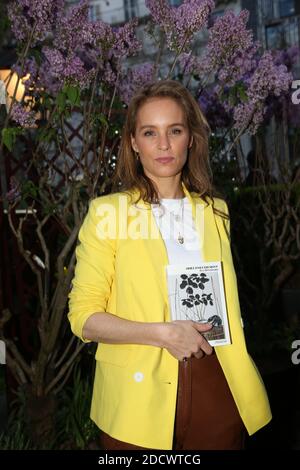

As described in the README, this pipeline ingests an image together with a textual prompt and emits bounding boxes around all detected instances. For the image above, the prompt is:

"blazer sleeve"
[68,198,116,342]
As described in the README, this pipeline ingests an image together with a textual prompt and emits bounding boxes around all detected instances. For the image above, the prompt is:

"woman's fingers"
[166,320,214,360]
[193,350,204,359]
[193,322,213,356]
[197,333,213,355]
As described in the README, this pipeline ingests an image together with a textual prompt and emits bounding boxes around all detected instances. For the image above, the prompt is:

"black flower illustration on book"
[176,272,224,342]
[179,272,210,290]
[182,292,213,308]
[180,273,214,316]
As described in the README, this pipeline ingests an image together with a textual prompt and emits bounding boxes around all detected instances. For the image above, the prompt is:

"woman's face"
[131,97,193,182]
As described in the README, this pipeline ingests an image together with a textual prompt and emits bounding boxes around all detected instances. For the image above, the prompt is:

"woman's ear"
[189,135,193,148]
[130,134,138,153]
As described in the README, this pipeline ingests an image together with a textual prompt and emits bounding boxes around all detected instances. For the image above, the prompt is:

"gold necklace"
[177,198,184,244]
[158,198,185,244]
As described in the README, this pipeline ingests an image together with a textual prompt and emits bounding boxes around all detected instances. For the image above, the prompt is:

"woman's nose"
[157,134,170,150]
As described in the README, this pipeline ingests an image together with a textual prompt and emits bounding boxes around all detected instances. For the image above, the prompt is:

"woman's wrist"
[152,322,170,349]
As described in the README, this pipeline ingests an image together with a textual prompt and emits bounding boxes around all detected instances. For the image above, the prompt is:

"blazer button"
[134,372,144,382]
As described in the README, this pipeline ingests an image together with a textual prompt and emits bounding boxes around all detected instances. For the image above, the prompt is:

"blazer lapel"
[182,182,222,262]
[129,183,222,262]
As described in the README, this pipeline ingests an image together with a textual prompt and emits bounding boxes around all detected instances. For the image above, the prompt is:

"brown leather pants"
[99,352,246,450]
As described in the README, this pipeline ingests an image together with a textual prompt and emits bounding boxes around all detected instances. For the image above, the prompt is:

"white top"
[151,197,203,265]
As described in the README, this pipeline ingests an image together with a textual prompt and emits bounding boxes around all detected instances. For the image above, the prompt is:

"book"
[165,261,231,346]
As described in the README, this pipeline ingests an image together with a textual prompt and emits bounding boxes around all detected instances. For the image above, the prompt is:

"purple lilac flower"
[54,1,113,55]
[112,19,142,60]
[83,21,114,51]
[178,52,204,76]
[172,0,215,51]
[7,0,64,44]
[200,10,259,85]
[274,45,300,72]
[42,47,94,89]
[46,1,140,90]
[102,62,119,86]
[198,89,231,129]
[12,58,39,93]
[118,63,155,105]
[146,0,215,52]
[53,0,90,51]
[6,177,21,204]
[145,0,171,25]
[233,51,293,134]
[38,63,62,96]
[11,102,36,128]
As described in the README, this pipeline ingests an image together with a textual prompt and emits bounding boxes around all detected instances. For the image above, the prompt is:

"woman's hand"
[160,320,213,361]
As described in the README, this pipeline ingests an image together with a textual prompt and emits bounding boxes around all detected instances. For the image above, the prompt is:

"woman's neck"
[155,179,184,199]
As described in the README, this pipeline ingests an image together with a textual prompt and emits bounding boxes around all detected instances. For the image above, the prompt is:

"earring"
[135,151,139,161]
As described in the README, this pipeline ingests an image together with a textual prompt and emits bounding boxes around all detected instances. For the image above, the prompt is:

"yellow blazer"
[68,182,272,449]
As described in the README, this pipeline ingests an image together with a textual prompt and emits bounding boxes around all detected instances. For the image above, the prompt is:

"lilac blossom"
[54,1,92,51]
[53,1,113,58]
[6,177,21,204]
[11,103,36,128]
[233,51,293,134]
[178,52,204,76]
[200,10,259,85]
[274,45,300,72]
[44,2,140,90]
[145,0,215,52]
[42,47,94,90]
[112,19,142,60]
[145,0,172,25]
[12,58,39,92]
[118,63,155,105]
[8,0,142,93]
[102,62,119,87]
[198,88,231,129]
[38,63,62,96]
[7,0,64,44]
[172,0,215,50]
[82,21,114,51]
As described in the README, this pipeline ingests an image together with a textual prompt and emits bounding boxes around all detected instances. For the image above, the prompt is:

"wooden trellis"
[0,114,107,362]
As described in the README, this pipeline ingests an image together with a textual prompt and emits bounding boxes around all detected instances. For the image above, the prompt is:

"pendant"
[178,235,184,244]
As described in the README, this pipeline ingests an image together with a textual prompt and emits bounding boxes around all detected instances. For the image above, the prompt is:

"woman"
[68,80,272,450]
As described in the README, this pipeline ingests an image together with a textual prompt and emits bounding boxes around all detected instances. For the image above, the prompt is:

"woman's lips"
[155,157,174,164]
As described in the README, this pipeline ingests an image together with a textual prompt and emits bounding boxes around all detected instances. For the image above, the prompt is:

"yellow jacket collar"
[126,181,221,263]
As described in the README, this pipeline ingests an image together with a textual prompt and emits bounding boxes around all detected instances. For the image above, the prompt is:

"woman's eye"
[143,129,182,136]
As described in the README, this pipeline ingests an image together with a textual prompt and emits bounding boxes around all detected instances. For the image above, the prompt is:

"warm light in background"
[0,69,29,108]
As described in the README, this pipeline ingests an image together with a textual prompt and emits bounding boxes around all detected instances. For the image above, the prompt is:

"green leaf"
[2,128,14,151]
[98,114,108,127]
[238,87,248,103]
[56,91,67,112]
[1,127,20,151]
[22,180,38,198]
[66,85,80,106]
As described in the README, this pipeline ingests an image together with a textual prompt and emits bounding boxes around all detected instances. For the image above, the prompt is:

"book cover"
[165,262,231,346]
